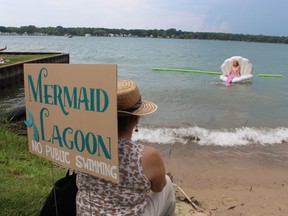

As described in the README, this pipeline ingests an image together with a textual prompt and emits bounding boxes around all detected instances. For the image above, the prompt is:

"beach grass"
[0,124,65,216]
[0,123,199,216]
[0,54,59,66]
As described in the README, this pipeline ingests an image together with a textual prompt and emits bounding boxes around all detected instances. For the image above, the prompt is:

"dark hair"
[117,115,138,132]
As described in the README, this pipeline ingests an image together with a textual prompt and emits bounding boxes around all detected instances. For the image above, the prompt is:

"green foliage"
[0,126,65,216]
[1,25,288,44]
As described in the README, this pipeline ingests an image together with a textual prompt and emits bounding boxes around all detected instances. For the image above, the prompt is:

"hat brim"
[118,99,158,116]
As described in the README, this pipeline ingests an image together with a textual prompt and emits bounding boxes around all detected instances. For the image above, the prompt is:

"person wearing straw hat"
[76,80,176,216]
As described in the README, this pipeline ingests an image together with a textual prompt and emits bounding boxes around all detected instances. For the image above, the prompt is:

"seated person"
[225,60,241,86]
[76,79,176,216]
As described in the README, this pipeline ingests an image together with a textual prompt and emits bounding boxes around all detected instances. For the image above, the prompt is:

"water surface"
[1,36,288,148]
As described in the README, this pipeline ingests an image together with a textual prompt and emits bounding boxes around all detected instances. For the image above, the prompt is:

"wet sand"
[151,142,288,216]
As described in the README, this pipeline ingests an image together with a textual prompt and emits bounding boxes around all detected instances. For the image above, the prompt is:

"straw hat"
[117,80,158,116]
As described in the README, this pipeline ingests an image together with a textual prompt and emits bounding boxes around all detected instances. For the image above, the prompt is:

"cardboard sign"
[24,64,119,183]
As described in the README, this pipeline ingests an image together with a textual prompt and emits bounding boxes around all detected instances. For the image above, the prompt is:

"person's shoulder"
[143,146,160,157]
[142,146,163,165]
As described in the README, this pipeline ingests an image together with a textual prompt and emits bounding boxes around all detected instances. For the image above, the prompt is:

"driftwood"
[0,45,7,51]
[173,183,199,210]
[0,106,26,122]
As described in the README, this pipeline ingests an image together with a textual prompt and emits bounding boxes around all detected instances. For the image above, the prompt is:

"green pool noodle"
[151,68,222,75]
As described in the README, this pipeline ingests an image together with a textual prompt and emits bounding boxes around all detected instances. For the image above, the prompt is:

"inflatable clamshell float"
[220,56,253,83]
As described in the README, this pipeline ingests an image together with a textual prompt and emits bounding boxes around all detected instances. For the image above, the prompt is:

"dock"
[0,52,69,89]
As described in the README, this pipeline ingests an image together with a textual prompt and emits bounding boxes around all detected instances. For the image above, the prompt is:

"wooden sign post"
[24,64,119,183]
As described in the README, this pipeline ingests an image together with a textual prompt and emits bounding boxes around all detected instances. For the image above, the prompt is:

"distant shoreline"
[1,25,288,44]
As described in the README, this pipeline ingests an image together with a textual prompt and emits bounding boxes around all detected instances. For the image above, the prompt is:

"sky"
[1,0,288,36]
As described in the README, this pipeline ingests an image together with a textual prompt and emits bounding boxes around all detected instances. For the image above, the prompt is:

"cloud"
[0,0,231,32]
[1,0,287,36]
[0,0,231,33]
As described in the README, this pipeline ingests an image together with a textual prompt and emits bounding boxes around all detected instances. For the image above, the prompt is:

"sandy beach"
[151,142,288,216]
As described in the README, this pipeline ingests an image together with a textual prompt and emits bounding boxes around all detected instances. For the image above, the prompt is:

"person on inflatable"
[225,60,240,86]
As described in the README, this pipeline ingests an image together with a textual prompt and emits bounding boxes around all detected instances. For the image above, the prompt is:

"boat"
[220,56,253,83]
[64,34,73,38]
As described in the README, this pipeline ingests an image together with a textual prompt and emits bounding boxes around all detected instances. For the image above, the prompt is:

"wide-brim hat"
[117,80,158,116]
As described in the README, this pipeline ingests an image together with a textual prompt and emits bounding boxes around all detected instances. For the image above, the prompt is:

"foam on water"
[132,126,288,146]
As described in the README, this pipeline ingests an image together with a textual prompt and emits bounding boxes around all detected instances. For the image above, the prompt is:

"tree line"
[1,25,288,44]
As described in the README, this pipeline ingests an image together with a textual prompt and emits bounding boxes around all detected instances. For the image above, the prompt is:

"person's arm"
[142,146,166,192]
[229,66,233,75]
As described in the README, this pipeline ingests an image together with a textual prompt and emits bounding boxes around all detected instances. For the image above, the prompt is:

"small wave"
[132,126,288,146]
